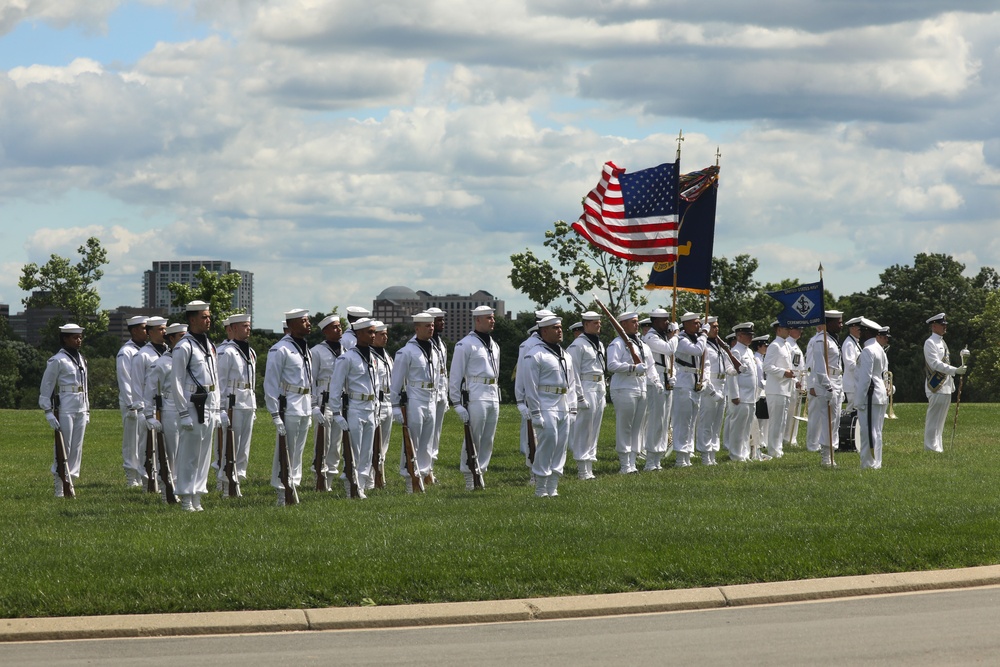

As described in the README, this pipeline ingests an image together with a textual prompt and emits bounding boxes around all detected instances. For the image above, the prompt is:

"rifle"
[372,422,385,489]
[313,390,330,491]
[399,390,425,493]
[144,406,160,494]
[224,393,240,497]
[341,393,360,498]
[277,395,299,505]
[592,295,642,364]
[215,403,225,478]
[154,394,177,504]
[526,415,537,465]
[461,380,484,489]
[52,395,75,498]
[714,336,743,374]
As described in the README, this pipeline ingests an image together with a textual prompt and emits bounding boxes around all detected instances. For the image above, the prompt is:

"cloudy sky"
[2,1,999,322]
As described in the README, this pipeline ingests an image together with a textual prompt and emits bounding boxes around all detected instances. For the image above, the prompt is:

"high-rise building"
[143,260,253,316]
[372,287,506,342]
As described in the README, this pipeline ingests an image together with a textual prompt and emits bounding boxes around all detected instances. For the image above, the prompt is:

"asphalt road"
[3,586,999,666]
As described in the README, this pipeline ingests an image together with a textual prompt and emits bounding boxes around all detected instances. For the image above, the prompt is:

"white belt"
[539,385,567,395]
[715,373,726,380]
[678,367,699,373]
[468,376,497,385]
[411,381,435,389]
[59,384,85,393]
[281,383,310,395]
[186,384,216,392]
[348,392,375,402]
[621,370,644,377]
[582,373,605,383]
[829,370,843,377]
[231,382,253,390]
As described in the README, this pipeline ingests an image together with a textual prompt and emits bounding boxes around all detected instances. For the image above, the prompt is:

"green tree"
[18,236,110,344]
[510,220,648,314]
[168,266,243,339]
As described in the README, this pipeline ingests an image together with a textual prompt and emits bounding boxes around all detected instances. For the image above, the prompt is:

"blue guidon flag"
[572,160,680,262]
[767,280,825,327]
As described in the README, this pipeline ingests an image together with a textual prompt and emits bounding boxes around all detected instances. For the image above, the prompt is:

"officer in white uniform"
[330,318,381,498]
[672,312,708,467]
[522,316,582,498]
[567,311,606,479]
[923,312,966,452]
[143,323,187,499]
[310,314,344,489]
[763,321,795,458]
[265,308,314,505]
[39,323,89,496]
[217,313,256,483]
[783,324,806,447]
[130,317,168,488]
[750,335,771,460]
[856,318,889,469]
[607,312,661,473]
[391,312,443,485]
[171,301,221,511]
[724,323,757,462]
[449,305,501,490]
[806,310,844,466]
[340,306,371,352]
[425,307,450,473]
[841,317,863,412]
[515,310,555,475]
[117,315,147,486]
[643,308,677,470]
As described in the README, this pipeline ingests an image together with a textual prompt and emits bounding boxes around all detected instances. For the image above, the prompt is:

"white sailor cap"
[705,316,718,325]
[859,317,881,331]
[280,320,289,330]
[680,312,700,323]
[926,312,947,325]
[126,315,148,327]
[569,321,583,331]
[471,305,494,317]
[220,316,232,327]
[845,316,862,326]
[732,322,754,333]
[373,320,388,332]
[638,317,651,326]
[346,306,371,319]
[425,307,446,317]
[318,315,339,330]
[825,310,844,319]
[535,309,555,320]
[165,323,188,335]
[527,325,538,334]
[229,313,251,325]
[144,316,168,328]
[284,308,309,320]
[59,323,84,334]
[581,311,601,321]
[537,315,562,328]
[412,312,435,323]
[351,318,376,331]
[649,308,670,319]
[186,300,210,312]
[668,322,679,332]
[617,311,639,322]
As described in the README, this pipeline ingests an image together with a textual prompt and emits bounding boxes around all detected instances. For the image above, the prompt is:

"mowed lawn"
[1,403,998,618]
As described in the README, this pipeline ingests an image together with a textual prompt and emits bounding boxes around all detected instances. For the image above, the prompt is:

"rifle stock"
[277,395,299,505]
[399,390,424,493]
[372,423,385,489]
[526,416,537,464]
[341,393,360,498]
[461,382,484,489]
[155,394,177,504]
[144,418,159,494]
[224,393,240,497]
[52,395,75,498]
[313,390,329,491]
[592,295,642,364]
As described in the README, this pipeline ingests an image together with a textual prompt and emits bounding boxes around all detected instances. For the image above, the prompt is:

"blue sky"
[2,1,999,322]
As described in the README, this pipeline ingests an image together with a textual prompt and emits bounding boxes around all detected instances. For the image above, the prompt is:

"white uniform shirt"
[607,335,661,392]
[263,335,313,417]
[449,331,501,405]
[116,340,143,409]
[725,342,758,403]
[523,342,582,417]
[143,351,176,416]
[311,340,343,411]
[673,331,708,390]
[171,333,221,419]
[841,335,861,397]
[764,336,795,397]
[567,333,606,386]
[856,338,889,407]
[132,343,167,412]
[390,337,442,407]
[331,346,382,412]
[39,348,89,414]
[923,332,957,396]
[514,333,543,405]
[807,330,843,397]
[218,339,257,410]
[643,329,677,389]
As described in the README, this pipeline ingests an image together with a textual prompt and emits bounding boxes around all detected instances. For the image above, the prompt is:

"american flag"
[571,160,680,262]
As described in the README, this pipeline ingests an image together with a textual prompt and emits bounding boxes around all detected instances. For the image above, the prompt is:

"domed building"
[372,286,506,341]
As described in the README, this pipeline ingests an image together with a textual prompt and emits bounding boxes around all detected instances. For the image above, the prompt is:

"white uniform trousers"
[569,383,605,463]
[530,411,571,480]
[751,413,767,456]
[230,408,255,480]
[375,412,392,479]
[671,387,701,456]
[51,411,86,479]
[315,408,344,477]
[160,408,179,484]
[400,399,435,477]
[858,403,887,469]
[806,393,842,454]
[644,392,669,455]
[270,414,310,489]
[924,392,951,452]
[696,392,725,454]
[343,405,376,488]
[120,405,143,481]
[766,394,792,457]
[176,415,217,495]
[431,398,447,465]
[783,393,803,445]
[724,401,753,462]
[137,418,152,480]
[460,399,499,473]
[611,387,647,455]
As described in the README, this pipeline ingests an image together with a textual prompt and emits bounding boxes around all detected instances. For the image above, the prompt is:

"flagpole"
[671,130,684,320]
[819,263,835,468]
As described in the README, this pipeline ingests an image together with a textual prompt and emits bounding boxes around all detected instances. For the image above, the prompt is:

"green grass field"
[1,403,998,619]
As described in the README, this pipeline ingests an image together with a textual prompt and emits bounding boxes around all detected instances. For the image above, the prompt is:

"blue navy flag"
[646,170,718,294]
[767,280,825,327]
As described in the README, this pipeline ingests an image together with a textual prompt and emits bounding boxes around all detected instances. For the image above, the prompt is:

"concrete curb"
[4,565,1000,643]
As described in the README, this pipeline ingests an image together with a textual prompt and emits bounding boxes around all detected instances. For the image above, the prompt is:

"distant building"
[5,292,71,346]
[372,287,506,342]
[143,260,253,316]
[108,306,169,344]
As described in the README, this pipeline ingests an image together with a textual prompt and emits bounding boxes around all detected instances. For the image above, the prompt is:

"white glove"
[392,407,404,424]
[517,403,530,420]
[271,416,286,437]
[125,408,139,421]
[333,415,349,431]
[219,410,230,429]
[667,376,676,388]
[146,417,163,433]
[633,363,646,374]
[84,412,90,425]
[531,414,544,429]
[955,365,967,376]
[46,413,61,430]
[454,405,470,424]
[312,406,327,425]
[579,397,591,410]
[180,414,195,431]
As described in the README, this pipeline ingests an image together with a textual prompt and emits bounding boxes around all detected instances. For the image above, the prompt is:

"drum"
[755,397,769,419]
[839,411,859,452]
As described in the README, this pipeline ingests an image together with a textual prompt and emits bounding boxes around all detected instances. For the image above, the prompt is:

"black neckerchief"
[415,338,435,378]
[474,331,492,347]
[153,342,167,355]
[354,345,378,398]
[372,346,388,362]
[289,335,313,385]
[325,340,342,357]
[543,341,569,384]
[234,339,252,360]
[474,331,498,376]
[584,333,606,371]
